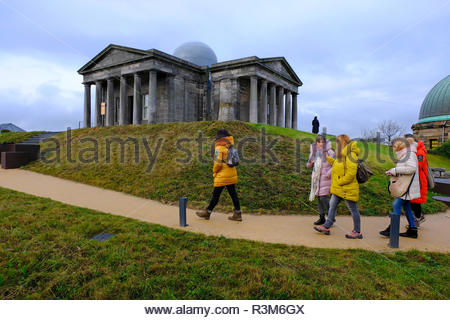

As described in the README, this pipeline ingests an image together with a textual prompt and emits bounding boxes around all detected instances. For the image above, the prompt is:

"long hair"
[336,134,351,160]
[392,136,415,152]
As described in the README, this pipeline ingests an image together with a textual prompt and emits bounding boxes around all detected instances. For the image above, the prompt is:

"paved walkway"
[0,168,449,252]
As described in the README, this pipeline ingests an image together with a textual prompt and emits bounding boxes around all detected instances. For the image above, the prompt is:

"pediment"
[261,58,302,85]
[78,45,149,73]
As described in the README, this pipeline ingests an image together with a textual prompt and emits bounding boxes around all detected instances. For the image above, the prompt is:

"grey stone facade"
[78,44,302,129]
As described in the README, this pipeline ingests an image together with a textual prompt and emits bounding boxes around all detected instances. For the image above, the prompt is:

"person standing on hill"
[312,116,320,134]
[404,133,428,226]
[307,134,335,225]
[314,134,363,239]
[196,129,242,221]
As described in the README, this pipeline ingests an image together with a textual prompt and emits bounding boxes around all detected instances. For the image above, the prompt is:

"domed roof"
[418,75,450,123]
[173,42,217,66]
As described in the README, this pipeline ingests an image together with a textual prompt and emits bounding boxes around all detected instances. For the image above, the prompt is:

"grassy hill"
[24,121,448,216]
[0,131,44,144]
[1,187,448,299]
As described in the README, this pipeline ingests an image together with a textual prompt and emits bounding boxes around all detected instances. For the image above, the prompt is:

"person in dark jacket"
[312,116,320,134]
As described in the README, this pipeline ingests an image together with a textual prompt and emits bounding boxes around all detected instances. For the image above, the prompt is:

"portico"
[79,43,302,129]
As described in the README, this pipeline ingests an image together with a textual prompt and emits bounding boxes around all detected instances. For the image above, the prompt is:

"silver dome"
[173,42,218,66]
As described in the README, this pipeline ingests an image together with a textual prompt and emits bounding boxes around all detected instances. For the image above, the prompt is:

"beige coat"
[391,142,421,200]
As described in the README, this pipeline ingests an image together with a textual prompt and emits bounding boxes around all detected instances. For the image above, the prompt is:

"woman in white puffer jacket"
[379,137,421,238]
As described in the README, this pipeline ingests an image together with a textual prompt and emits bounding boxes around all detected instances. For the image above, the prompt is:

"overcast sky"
[1,0,449,137]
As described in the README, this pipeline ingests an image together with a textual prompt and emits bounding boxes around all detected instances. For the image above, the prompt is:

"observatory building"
[412,75,450,149]
[78,42,302,129]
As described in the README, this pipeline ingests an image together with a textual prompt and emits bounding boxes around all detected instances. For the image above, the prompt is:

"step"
[434,178,450,196]
[17,132,62,145]
[432,195,450,206]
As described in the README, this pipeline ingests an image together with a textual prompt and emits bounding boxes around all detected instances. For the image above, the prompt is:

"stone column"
[292,92,298,130]
[277,86,284,127]
[249,76,258,123]
[119,76,127,125]
[95,81,103,127]
[258,79,267,124]
[106,79,114,126]
[184,80,189,121]
[212,81,220,120]
[269,83,276,126]
[174,76,185,122]
[218,79,234,121]
[167,74,175,122]
[148,70,157,123]
[133,73,142,125]
[83,83,91,128]
[285,90,292,128]
[231,78,240,121]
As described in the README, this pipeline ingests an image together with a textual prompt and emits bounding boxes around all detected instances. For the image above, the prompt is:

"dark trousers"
[207,184,241,211]
[411,202,422,219]
[318,195,330,218]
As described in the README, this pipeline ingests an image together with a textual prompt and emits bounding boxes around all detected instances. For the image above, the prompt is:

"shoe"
[228,210,242,221]
[379,225,390,237]
[345,230,363,239]
[399,226,418,239]
[195,208,212,220]
[314,216,326,225]
[314,225,330,235]
[414,215,425,227]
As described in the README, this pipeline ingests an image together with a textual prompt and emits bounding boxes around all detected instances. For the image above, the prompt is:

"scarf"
[309,151,323,201]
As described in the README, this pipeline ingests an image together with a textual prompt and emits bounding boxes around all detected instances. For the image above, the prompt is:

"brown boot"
[195,208,211,220]
[228,210,242,221]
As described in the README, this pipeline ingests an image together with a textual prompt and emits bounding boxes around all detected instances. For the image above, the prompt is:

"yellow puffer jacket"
[213,136,238,187]
[327,141,360,202]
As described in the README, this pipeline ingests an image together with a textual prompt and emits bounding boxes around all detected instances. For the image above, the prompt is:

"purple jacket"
[307,141,334,196]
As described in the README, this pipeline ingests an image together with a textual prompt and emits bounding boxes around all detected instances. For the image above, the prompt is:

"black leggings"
[411,202,422,219]
[207,184,241,211]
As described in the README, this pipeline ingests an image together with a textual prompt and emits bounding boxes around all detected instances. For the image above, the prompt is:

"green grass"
[0,187,448,299]
[24,121,448,216]
[0,131,44,144]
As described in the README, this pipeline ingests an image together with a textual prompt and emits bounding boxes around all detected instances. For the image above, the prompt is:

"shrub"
[431,140,450,158]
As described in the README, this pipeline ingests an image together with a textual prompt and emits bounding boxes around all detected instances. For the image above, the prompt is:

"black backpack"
[356,159,373,184]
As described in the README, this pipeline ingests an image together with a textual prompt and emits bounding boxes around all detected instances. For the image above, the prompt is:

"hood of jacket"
[416,140,426,154]
[215,136,234,147]
[342,140,360,159]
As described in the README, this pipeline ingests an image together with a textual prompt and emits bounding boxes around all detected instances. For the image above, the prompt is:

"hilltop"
[24,121,448,216]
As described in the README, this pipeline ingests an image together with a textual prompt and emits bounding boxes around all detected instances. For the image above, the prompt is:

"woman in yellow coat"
[314,134,363,239]
[196,129,242,221]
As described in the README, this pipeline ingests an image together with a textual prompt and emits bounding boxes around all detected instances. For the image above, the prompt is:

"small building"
[0,123,25,132]
[78,42,302,129]
[412,75,450,149]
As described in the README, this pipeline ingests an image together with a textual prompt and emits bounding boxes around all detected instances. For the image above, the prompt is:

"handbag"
[356,159,373,184]
[388,172,415,198]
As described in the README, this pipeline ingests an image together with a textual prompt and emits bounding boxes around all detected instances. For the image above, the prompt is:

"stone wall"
[412,120,449,150]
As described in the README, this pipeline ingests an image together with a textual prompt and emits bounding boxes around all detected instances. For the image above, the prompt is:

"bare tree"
[377,120,405,143]
[361,128,380,142]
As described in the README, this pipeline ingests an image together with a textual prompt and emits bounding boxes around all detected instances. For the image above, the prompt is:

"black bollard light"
[179,197,188,227]
[389,212,400,248]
